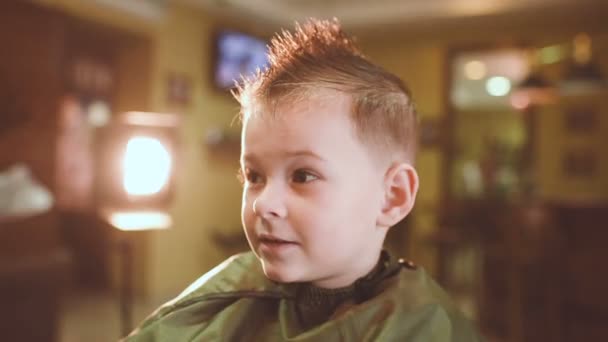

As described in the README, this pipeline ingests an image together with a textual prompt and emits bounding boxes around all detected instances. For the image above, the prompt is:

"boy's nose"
[252,184,287,219]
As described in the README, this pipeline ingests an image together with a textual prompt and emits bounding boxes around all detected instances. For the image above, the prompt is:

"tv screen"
[214,30,269,90]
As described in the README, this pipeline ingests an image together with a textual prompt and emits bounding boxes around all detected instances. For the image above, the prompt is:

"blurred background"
[1,0,607,341]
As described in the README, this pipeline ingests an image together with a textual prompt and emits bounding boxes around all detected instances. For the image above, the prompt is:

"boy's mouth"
[258,234,299,255]
[258,234,298,245]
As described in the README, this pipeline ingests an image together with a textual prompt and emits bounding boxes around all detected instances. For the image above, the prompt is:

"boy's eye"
[292,170,318,183]
[244,169,262,184]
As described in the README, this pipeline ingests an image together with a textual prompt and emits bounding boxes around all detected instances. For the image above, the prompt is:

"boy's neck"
[311,250,383,289]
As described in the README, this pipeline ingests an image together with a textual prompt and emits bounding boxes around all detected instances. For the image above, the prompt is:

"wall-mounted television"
[213,30,269,90]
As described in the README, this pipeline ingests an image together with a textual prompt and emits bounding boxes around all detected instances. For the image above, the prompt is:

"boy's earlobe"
[377,163,419,228]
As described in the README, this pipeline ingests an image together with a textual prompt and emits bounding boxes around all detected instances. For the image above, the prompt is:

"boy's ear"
[377,163,419,228]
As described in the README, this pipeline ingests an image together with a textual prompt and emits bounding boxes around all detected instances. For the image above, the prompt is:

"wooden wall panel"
[0,1,66,190]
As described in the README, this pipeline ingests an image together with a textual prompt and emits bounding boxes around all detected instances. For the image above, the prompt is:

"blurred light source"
[464,60,487,80]
[108,211,172,231]
[510,92,531,110]
[486,76,511,96]
[123,136,172,196]
[573,33,592,64]
[120,111,180,127]
[87,100,111,127]
[539,45,565,65]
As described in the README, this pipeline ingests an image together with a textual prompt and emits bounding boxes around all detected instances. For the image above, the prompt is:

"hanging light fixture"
[511,49,557,109]
[559,33,607,96]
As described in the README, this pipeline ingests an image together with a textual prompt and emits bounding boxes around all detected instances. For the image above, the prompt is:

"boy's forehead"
[245,88,353,122]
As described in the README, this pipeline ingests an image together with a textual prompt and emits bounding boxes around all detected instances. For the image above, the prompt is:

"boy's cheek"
[241,191,255,211]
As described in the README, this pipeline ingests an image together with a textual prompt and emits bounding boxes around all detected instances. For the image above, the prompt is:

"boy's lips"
[257,233,299,255]
[258,233,298,245]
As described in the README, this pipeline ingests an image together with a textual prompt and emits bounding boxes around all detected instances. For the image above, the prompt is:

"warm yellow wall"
[143,4,243,299]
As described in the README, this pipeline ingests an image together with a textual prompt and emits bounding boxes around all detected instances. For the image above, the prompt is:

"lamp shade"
[512,72,557,108]
[96,111,180,231]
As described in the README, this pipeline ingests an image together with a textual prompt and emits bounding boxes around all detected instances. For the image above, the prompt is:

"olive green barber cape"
[123,252,481,341]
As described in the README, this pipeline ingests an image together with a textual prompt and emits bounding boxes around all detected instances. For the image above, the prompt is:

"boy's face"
[240,92,388,288]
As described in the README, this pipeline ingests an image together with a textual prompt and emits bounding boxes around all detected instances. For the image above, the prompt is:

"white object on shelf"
[0,163,54,217]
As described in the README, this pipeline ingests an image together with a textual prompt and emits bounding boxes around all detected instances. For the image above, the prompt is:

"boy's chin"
[261,262,301,284]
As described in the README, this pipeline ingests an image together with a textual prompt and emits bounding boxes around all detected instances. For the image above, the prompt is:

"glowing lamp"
[123,136,172,196]
[97,111,180,231]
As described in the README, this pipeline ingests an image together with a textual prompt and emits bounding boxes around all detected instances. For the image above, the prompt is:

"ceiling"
[180,0,608,34]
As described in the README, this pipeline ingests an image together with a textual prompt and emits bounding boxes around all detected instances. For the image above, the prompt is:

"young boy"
[125,18,480,341]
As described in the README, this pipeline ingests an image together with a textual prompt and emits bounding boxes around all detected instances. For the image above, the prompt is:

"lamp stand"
[117,237,133,338]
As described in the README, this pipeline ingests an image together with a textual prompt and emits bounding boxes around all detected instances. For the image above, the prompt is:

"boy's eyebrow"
[283,150,327,161]
[241,150,327,163]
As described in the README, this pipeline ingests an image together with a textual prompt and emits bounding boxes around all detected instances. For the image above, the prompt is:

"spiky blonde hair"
[234,18,418,162]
